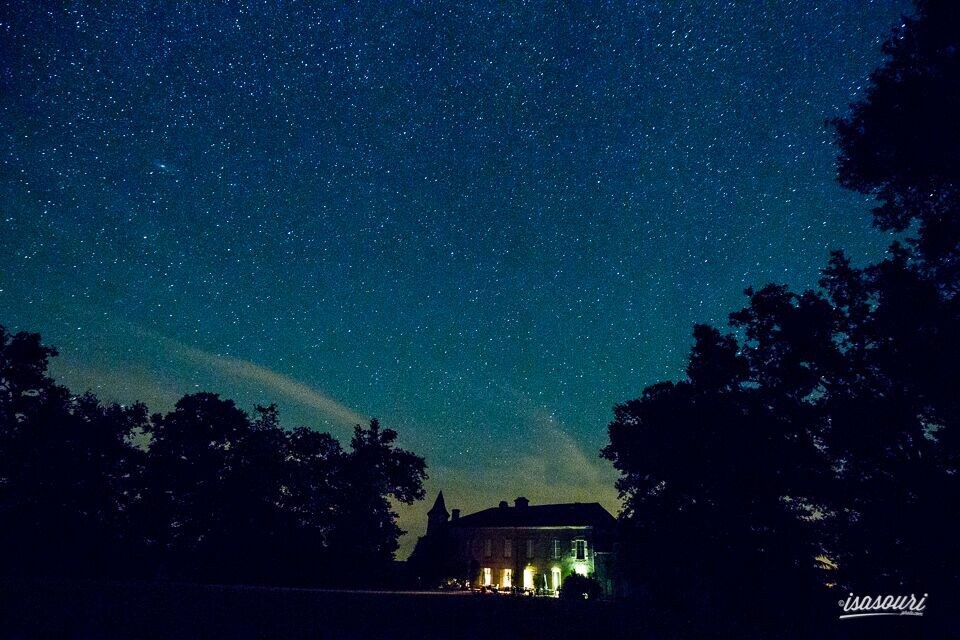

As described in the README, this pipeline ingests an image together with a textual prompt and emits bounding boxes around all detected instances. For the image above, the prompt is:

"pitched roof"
[451,502,615,529]
[428,491,448,516]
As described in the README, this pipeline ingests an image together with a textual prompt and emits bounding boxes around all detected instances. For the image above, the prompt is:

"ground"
[2,579,937,639]
[0,580,643,640]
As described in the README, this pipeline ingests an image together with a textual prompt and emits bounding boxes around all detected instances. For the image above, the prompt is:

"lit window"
[574,563,588,576]
[575,539,586,560]
[551,567,562,591]
[482,567,492,586]
[484,539,492,557]
[552,539,561,559]
[526,539,534,558]
[504,538,512,558]
[502,568,512,588]
[523,567,534,590]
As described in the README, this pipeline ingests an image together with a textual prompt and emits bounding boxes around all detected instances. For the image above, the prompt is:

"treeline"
[0,329,426,586]
[602,0,960,633]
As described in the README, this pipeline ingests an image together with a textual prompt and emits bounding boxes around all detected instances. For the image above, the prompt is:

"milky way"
[1,0,909,553]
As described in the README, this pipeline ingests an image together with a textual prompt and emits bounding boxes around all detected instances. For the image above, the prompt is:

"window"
[551,567,562,591]
[504,538,512,558]
[484,539,492,557]
[552,539,561,559]
[482,567,492,586]
[575,539,586,560]
[502,568,512,588]
[523,568,534,590]
[526,539,534,558]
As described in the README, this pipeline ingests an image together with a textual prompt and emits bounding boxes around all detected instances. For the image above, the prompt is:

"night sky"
[1,0,908,556]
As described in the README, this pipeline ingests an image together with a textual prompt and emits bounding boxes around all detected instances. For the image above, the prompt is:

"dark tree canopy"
[833,0,960,271]
[0,325,427,587]
[0,328,148,577]
[607,0,960,633]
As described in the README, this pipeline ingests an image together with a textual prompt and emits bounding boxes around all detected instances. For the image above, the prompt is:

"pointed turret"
[427,491,449,535]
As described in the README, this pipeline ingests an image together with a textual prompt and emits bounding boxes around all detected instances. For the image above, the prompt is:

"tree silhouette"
[605,0,960,632]
[326,419,427,585]
[833,0,960,281]
[827,0,960,604]
[0,325,427,587]
[0,327,147,578]
[142,393,256,578]
[603,318,829,631]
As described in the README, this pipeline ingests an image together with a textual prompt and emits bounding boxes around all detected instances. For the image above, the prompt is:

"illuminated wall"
[456,526,602,592]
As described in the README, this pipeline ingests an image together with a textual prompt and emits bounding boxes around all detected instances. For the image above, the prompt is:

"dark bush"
[559,574,602,601]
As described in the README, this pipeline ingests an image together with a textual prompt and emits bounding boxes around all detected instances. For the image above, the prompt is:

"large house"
[409,492,617,596]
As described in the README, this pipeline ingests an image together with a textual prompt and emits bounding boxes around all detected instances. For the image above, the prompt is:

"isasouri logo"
[838,592,927,620]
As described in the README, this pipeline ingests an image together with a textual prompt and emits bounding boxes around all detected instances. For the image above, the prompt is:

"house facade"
[410,493,617,596]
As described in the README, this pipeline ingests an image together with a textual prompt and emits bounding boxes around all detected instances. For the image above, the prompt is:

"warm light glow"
[502,568,512,588]
[551,566,561,591]
[482,567,492,586]
[523,567,534,590]
[574,562,588,576]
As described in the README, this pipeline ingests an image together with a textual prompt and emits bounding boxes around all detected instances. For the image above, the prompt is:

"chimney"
[515,497,529,509]
[451,509,460,521]
[499,500,509,509]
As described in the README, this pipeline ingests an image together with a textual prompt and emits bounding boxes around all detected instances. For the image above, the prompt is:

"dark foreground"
[0,580,644,640]
[0,580,947,640]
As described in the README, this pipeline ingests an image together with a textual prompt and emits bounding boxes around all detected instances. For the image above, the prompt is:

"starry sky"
[1,0,909,556]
